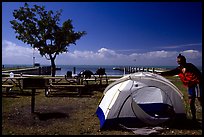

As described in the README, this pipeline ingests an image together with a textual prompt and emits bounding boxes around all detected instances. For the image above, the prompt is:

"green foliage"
[10,3,86,76]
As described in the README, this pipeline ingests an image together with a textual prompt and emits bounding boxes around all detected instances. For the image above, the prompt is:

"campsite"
[2,74,202,135]
[2,2,202,135]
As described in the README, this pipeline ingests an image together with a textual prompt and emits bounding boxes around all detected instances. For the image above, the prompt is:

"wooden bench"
[2,84,14,93]
[46,84,86,96]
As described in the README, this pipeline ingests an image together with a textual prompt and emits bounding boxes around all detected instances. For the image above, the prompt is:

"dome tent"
[96,72,186,129]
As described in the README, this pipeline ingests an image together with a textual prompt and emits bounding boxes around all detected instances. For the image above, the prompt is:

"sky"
[2,2,202,67]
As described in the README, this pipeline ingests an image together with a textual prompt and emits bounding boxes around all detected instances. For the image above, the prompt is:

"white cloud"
[97,48,118,58]
[2,40,202,66]
[181,50,202,59]
[2,40,33,57]
[2,40,49,65]
[129,50,177,59]
[158,43,202,49]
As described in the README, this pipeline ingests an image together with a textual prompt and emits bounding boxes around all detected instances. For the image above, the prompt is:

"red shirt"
[178,69,200,87]
[160,63,202,87]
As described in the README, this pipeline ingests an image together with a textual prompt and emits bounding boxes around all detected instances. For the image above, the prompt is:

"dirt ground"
[2,83,202,135]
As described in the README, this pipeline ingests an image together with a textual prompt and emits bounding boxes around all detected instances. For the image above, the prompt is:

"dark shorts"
[188,84,202,98]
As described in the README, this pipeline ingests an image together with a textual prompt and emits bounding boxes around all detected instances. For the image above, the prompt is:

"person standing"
[157,54,202,121]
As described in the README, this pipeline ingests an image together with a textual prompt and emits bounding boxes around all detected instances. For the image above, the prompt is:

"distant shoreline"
[2,64,202,76]
[2,64,182,69]
[2,64,202,68]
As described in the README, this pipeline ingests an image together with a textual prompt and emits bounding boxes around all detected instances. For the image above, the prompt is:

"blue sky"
[2,2,202,67]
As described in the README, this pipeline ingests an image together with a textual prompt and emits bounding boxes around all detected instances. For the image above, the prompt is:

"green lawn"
[2,75,202,135]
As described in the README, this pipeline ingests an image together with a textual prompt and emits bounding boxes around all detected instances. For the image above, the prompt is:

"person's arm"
[157,67,180,76]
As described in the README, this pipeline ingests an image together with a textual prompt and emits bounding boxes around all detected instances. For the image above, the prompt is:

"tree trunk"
[51,58,56,77]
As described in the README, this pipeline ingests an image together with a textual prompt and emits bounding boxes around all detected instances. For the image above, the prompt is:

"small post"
[100,75,102,85]
[39,67,41,75]
[31,89,36,113]
[73,67,76,74]
[123,67,126,76]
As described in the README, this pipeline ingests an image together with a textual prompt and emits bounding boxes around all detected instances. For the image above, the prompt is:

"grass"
[2,75,202,135]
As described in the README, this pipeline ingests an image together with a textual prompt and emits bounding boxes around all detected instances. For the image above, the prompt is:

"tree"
[10,3,86,77]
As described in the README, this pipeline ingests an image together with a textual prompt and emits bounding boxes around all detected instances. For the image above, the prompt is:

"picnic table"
[2,76,28,91]
[44,76,86,96]
[2,75,114,114]
[20,76,87,113]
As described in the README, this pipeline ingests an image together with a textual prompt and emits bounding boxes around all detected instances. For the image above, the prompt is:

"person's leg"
[196,84,202,106]
[188,86,196,120]
[189,97,196,120]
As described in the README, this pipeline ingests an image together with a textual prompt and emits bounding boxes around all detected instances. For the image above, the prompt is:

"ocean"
[2,64,202,76]
[2,64,177,76]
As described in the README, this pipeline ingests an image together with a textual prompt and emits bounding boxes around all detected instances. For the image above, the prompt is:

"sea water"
[2,64,202,76]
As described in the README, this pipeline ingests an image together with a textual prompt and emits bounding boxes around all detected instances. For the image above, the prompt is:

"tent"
[96,72,186,129]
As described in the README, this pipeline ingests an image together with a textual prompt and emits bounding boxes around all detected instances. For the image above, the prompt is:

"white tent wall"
[108,88,134,118]
[98,80,134,119]
[96,79,134,128]
[96,72,186,129]
[107,81,173,126]
[131,87,164,104]
[130,76,185,114]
